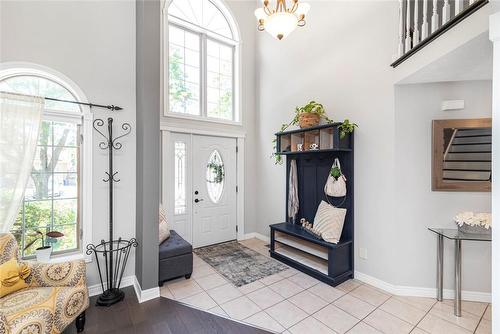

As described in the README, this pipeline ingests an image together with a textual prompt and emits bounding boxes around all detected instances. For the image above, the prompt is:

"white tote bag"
[324,158,347,197]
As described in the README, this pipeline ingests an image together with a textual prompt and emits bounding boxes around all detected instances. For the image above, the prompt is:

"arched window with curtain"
[0,66,92,258]
[166,0,240,122]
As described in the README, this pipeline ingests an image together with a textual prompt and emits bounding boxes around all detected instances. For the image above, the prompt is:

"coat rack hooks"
[87,117,137,307]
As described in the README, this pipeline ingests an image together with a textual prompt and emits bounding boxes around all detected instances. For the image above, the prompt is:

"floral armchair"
[0,233,89,334]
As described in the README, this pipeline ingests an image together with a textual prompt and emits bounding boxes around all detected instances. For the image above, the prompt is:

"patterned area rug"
[194,241,288,287]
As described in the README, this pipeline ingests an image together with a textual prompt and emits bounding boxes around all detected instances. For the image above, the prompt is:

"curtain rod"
[1,91,122,111]
[44,97,123,111]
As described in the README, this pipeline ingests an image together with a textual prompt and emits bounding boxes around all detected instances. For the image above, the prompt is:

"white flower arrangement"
[454,211,492,229]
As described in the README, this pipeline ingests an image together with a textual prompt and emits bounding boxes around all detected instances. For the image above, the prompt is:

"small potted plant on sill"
[24,230,65,262]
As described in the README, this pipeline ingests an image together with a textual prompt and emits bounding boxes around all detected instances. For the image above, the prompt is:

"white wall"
[394,80,492,293]
[0,0,137,286]
[161,0,258,235]
[255,0,400,284]
[255,0,492,295]
[0,0,493,297]
[488,10,500,331]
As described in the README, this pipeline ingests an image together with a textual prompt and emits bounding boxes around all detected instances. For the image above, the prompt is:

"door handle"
[194,198,204,203]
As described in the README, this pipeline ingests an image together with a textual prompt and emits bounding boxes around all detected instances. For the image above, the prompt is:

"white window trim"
[162,0,242,126]
[0,62,93,263]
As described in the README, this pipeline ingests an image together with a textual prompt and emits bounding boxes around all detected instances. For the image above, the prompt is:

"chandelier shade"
[254,0,310,40]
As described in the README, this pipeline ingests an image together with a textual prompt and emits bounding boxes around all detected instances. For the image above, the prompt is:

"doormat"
[194,241,288,287]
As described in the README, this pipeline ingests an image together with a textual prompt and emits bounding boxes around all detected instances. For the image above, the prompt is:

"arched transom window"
[167,0,239,122]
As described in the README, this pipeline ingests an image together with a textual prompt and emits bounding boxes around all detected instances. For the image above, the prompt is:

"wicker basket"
[299,113,320,128]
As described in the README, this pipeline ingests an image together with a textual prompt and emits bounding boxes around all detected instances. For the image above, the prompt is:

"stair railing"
[392,0,489,67]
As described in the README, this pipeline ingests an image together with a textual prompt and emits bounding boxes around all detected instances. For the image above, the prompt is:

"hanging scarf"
[288,160,299,221]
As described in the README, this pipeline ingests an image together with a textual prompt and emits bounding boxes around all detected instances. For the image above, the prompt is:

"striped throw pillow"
[312,201,347,244]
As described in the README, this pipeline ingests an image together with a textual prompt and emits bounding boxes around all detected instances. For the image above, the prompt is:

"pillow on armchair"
[0,259,30,298]
[0,233,89,334]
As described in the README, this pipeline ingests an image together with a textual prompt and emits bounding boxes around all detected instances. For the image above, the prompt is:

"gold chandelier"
[254,0,311,40]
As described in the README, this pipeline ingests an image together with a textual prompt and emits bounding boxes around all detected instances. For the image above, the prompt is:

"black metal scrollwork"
[103,172,120,183]
[92,119,109,149]
[88,117,136,307]
[112,123,132,150]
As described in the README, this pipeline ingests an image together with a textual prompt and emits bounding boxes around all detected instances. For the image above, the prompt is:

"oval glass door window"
[206,150,225,203]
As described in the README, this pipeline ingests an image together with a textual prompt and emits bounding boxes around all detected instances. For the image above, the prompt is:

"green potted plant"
[295,101,332,128]
[24,230,64,262]
[336,119,357,148]
[280,101,334,133]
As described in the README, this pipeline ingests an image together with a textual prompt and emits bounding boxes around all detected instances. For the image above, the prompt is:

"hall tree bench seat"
[270,123,355,287]
[270,223,353,286]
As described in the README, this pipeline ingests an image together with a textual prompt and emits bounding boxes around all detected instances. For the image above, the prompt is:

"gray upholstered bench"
[159,230,193,286]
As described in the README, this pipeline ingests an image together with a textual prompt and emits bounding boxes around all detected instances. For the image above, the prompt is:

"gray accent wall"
[136,0,161,290]
[0,0,137,287]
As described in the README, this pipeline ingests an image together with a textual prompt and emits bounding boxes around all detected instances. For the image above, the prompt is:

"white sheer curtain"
[0,92,43,233]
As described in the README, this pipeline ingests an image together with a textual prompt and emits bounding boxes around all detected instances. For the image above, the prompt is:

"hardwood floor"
[64,287,271,334]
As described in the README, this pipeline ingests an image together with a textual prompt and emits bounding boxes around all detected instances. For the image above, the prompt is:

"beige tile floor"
[160,238,491,334]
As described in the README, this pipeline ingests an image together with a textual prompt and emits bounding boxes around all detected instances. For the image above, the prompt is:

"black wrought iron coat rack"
[87,117,137,307]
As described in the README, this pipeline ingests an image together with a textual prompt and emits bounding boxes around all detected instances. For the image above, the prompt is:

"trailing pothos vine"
[338,119,358,139]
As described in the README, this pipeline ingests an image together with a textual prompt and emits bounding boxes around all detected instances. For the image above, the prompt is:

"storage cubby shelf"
[275,123,353,154]
[275,232,329,260]
[274,123,342,136]
[273,244,328,275]
[278,148,352,155]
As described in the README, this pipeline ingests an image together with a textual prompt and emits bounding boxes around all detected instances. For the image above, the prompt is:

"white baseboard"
[133,276,160,303]
[240,232,268,242]
[88,275,160,304]
[87,275,135,297]
[354,271,491,303]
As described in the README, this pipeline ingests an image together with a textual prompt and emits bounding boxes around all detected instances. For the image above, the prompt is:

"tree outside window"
[0,75,81,257]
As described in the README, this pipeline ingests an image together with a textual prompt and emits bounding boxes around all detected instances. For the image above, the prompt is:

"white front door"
[192,135,237,248]
[164,132,237,248]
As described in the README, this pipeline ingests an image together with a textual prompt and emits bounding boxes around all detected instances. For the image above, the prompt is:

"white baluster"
[414,0,420,45]
[442,0,450,25]
[422,0,429,40]
[405,0,412,52]
[398,0,405,57]
[455,0,463,16]
[431,0,439,33]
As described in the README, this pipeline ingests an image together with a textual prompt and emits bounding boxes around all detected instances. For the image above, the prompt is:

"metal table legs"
[437,235,444,301]
[455,239,462,317]
[436,235,462,317]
